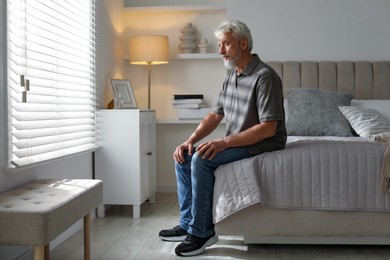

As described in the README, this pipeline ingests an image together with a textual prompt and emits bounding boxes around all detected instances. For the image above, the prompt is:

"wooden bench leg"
[84,213,91,260]
[44,244,50,260]
[33,245,44,260]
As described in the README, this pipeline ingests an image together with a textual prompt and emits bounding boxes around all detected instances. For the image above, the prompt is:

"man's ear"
[240,37,248,51]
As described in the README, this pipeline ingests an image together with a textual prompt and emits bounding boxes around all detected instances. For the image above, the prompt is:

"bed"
[213,61,390,244]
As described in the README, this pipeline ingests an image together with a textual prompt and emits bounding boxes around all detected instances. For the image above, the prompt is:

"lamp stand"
[147,62,152,110]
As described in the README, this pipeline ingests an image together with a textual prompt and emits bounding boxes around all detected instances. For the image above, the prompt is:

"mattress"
[213,136,388,223]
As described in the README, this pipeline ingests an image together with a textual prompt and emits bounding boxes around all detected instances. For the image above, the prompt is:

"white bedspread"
[213,136,388,223]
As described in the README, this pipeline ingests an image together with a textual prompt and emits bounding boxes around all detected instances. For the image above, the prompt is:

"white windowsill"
[4,147,98,174]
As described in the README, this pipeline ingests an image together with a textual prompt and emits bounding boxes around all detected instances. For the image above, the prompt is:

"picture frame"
[110,79,137,109]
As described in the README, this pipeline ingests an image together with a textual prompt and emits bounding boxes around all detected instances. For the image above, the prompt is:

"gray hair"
[214,20,253,51]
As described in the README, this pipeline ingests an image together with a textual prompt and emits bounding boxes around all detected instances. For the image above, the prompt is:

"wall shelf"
[125,53,221,61]
[175,53,220,60]
[124,5,226,14]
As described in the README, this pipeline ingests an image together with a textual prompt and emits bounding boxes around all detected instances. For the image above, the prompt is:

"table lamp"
[129,35,169,109]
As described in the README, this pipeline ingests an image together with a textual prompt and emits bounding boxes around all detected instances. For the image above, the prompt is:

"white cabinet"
[95,109,156,218]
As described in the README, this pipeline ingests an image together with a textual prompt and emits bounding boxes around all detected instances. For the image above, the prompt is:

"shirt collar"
[238,54,260,77]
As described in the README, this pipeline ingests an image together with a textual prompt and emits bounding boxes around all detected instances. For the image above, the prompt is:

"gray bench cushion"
[0,179,102,245]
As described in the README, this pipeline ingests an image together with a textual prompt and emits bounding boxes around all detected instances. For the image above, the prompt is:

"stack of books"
[172,94,212,119]
[172,94,205,108]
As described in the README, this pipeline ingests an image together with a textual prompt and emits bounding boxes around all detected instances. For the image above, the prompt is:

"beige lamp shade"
[129,35,169,65]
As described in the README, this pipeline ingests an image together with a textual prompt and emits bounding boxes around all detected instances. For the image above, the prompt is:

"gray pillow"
[286,88,353,136]
[339,106,390,137]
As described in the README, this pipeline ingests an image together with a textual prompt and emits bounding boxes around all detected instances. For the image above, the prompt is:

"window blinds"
[7,0,97,167]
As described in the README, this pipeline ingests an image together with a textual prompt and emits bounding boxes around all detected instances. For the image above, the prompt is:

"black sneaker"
[175,233,218,256]
[159,225,188,242]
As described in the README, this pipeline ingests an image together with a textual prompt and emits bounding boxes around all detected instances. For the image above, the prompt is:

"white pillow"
[351,99,390,122]
[284,99,288,122]
[339,106,390,137]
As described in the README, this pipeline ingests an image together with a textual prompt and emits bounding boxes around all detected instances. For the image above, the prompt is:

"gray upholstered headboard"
[268,61,390,99]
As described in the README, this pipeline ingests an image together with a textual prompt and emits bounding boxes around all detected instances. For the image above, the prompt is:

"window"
[7,0,97,167]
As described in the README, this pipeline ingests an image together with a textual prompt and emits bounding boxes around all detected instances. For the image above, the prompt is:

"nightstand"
[95,109,156,218]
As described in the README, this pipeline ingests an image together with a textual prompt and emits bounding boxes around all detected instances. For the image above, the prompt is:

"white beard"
[224,60,235,70]
[223,49,241,70]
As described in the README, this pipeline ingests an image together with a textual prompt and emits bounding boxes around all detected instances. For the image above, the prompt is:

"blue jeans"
[175,147,251,238]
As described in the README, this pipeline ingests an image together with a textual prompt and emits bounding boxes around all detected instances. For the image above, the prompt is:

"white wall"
[0,0,124,259]
[96,0,127,107]
[226,0,390,61]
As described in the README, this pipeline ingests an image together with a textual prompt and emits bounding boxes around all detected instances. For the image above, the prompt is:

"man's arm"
[187,112,224,144]
[223,120,277,147]
[173,112,224,163]
[196,120,277,160]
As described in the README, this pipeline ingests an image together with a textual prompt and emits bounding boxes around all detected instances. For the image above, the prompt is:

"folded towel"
[370,132,390,193]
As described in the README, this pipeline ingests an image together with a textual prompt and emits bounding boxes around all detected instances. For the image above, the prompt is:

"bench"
[0,179,103,260]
